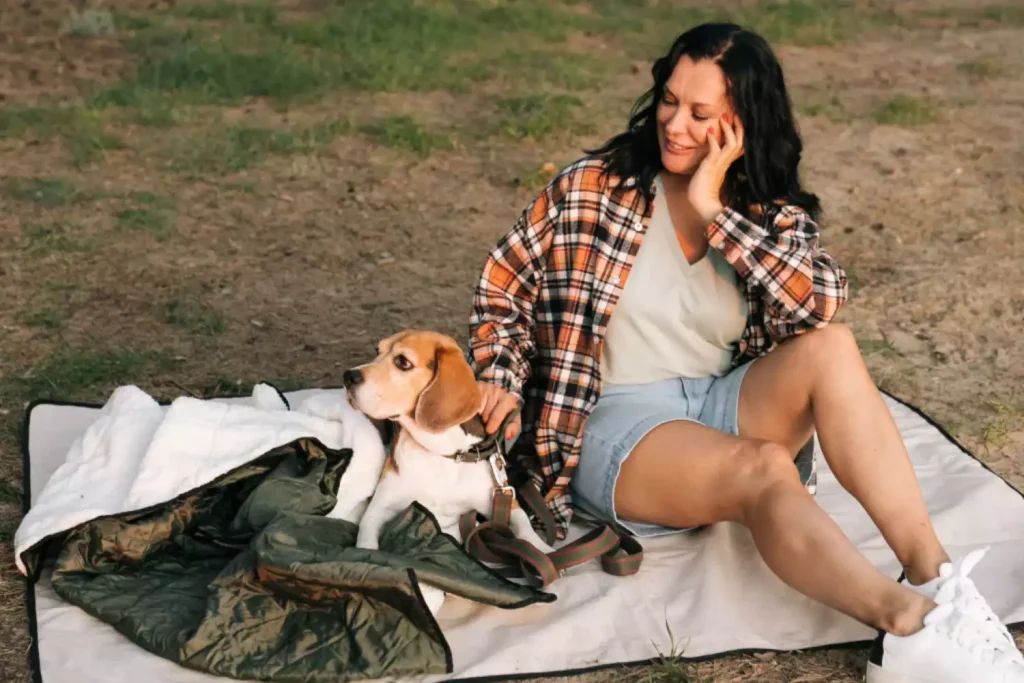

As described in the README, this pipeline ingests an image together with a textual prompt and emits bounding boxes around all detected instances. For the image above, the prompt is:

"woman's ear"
[413,345,482,433]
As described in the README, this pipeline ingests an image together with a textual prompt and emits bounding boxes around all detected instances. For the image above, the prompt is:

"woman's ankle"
[901,547,951,587]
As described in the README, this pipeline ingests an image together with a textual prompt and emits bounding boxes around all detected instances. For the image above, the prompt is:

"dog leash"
[458,407,644,588]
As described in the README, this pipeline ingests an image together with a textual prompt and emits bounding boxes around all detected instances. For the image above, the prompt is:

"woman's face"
[656,55,734,176]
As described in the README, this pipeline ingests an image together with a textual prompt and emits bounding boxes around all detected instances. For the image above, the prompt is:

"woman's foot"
[867,548,1024,682]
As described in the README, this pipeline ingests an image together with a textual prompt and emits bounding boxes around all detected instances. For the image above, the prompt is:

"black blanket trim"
[19,388,1024,683]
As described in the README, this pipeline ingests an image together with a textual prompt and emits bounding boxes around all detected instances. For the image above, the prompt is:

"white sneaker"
[866,548,1024,682]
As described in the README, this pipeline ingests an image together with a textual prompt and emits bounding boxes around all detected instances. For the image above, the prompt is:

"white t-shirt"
[600,175,748,385]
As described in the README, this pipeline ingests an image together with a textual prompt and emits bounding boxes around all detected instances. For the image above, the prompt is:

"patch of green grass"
[488,48,613,90]
[981,399,1024,449]
[0,105,64,137]
[17,308,66,330]
[580,0,901,56]
[0,104,126,166]
[858,338,899,358]
[127,191,175,208]
[0,483,22,505]
[114,190,177,238]
[222,181,259,194]
[732,0,903,47]
[166,119,349,176]
[958,59,1002,79]
[115,208,172,239]
[172,0,278,24]
[797,92,849,122]
[60,8,116,37]
[5,177,85,207]
[491,94,590,141]
[113,12,154,32]
[164,299,226,336]
[6,349,178,400]
[123,29,343,102]
[871,96,938,126]
[92,87,194,127]
[628,620,700,683]
[360,116,450,156]
[99,0,612,102]
[21,222,95,255]
[921,5,1024,27]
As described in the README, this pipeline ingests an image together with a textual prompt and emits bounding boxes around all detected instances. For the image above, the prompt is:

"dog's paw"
[355,530,380,551]
[252,383,289,411]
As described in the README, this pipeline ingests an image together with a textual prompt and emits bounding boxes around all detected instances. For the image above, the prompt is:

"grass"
[0,483,21,505]
[17,308,66,330]
[60,8,116,37]
[4,349,178,401]
[491,94,590,140]
[171,0,279,24]
[115,208,172,239]
[165,119,349,175]
[96,0,905,111]
[958,59,1002,79]
[921,4,1024,27]
[627,621,701,683]
[114,190,177,239]
[796,92,849,122]
[5,178,86,207]
[92,88,196,128]
[981,399,1024,450]
[0,104,126,166]
[21,222,96,255]
[871,95,938,126]
[164,299,226,336]
[360,116,450,156]
[858,338,899,359]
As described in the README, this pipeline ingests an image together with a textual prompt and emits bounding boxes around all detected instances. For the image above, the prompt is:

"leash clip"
[488,451,512,493]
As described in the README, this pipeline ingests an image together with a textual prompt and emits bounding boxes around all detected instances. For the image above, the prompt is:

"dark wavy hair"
[587,22,821,225]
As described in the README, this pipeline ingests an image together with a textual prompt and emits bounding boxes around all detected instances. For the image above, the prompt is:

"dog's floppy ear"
[414,343,481,433]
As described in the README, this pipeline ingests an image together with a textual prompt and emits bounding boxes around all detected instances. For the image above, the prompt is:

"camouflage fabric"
[20,438,553,682]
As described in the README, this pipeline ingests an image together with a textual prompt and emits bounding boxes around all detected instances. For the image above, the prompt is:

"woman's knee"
[729,440,803,519]
[790,322,860,368]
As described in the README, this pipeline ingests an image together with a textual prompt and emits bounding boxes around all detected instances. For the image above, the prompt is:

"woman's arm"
[468,171,570,400]
[707,205,849,339]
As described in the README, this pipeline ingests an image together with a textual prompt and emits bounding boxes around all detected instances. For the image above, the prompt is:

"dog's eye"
[394,354,413,371]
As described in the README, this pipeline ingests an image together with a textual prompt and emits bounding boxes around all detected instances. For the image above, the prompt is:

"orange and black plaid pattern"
[468,156,848,538]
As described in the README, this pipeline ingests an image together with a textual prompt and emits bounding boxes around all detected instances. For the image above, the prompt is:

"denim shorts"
[570,358,815,538]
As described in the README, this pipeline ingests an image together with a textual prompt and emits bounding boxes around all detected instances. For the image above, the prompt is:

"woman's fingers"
[505,412,522,442]
[479,383,497,423]
[707,124,721,156]
[721,115,737,151]
[477,382,522,441]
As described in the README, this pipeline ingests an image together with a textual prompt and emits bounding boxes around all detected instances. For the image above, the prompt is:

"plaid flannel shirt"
[468,156,848,538]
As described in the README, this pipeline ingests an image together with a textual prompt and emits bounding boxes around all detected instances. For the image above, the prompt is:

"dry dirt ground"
[1,1,1022,682]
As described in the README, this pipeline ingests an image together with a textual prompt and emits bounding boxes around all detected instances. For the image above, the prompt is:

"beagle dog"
[342,329,554,556]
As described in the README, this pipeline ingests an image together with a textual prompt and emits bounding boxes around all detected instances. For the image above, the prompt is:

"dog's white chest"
[391,448,495,518]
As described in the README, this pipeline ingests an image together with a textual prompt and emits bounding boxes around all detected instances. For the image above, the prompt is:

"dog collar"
[445,406,520,465]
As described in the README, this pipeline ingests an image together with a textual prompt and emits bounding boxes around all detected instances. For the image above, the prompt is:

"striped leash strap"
[458,484,644,587]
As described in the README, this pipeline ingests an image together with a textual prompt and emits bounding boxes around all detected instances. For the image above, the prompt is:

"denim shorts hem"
[571,360,757,538]
[597,413,703,538]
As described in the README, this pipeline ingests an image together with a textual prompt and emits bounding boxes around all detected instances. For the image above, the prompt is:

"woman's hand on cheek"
[687,114,745,225]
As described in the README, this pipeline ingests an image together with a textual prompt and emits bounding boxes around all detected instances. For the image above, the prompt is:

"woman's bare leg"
[736,323,949,585]
[615,422,935,635]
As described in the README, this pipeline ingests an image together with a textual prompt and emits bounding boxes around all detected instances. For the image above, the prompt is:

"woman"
[467,22,1023,683]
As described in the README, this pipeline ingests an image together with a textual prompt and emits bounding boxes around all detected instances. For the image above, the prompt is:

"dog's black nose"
[342,369,364,388]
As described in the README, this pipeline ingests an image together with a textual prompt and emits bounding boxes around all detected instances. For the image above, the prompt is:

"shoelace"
[925,548,1024,667]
